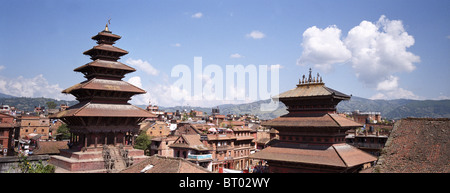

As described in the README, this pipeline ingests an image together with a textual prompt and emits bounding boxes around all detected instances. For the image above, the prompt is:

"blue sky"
[0,0,449,107]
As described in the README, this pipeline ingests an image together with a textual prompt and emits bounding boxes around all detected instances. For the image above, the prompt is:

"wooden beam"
[79,117,87,127]
[96,117,102,126]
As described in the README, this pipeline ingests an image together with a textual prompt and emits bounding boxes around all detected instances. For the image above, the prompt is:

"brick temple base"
[50,145,148,173]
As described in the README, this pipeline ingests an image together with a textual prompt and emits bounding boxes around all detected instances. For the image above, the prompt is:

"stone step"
[110,147,126,172]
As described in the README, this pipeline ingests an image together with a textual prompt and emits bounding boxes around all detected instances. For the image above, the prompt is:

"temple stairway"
[110,146,126,172]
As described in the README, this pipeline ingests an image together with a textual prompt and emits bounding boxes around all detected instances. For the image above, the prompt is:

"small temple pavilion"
[50,24,156,172]
[249,69,377,173]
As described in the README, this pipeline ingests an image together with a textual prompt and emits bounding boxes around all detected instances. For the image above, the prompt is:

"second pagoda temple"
[249,69,377,173]
[49,24,156,172]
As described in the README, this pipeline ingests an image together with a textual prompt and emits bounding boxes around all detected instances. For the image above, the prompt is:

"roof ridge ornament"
[308,68,312,83]
[297,68,324,86]
[104,18,112,33]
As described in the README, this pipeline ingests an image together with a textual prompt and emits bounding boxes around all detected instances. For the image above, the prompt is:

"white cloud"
[345,15,419,86]
[127,76,153,105]
[171,43,181,47]
[127,76,143,88]
[370,87,420,100]
[436,95,450,100]
[268,64,283,71]
[298,15,421,100]
[297,25,351,72]
[246,30,265,39]
[230,53,243,58]
[125,58,159,76]
[376,75,399,91]
[191,12,203,18]
[0,65,5,71]
[0,74,74,100]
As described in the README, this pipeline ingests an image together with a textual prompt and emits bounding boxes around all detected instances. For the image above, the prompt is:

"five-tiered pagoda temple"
[249,69,377,173]
[50,24,156,172]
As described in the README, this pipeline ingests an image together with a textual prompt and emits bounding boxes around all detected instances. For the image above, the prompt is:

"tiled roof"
[249,142,376,168]
[263,113,362,128]
[374,118,450,173]
[170,134,211,151]
[275,83,350,100]
[83,44,128,55]
[62,78,146,94]
[34,141,68,155]
[51,102,156,118]
[91,31,122,40]
[74,59,136,72]
[120,155,211,173]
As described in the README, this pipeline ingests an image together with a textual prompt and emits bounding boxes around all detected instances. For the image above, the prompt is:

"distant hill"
[0,93,16,98]
[159,97,450,120]
[337,97,450,119]
[0,96,77,112]
[1,93,449,120]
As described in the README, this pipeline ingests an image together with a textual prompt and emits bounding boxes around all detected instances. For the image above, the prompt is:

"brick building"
[0,113,18,156]
[20,116,50,140]
[149,136,177,156]
[141,121,171,138]
[169,122,256,172]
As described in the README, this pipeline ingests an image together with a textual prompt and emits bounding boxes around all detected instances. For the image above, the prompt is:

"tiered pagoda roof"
[51,25,155,146]
[249,68,377,173]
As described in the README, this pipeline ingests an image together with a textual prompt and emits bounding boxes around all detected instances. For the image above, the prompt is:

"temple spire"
[308,68,312,83]
[104,18,111,32]
[297,68,324,86]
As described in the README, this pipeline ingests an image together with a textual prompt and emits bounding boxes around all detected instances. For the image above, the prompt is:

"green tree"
[134,132,151,152]
[46,101,57,109]
[56,124,71,140]
[16,155,55,173]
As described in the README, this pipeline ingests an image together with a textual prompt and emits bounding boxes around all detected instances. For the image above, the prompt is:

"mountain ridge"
[0,93,448,120]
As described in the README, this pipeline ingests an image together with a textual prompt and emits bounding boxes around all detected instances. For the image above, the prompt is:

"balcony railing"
[350,142,385,149]
[187,154,213,160]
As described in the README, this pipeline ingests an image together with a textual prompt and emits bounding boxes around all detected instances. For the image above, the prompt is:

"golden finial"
[104,18,111,32]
